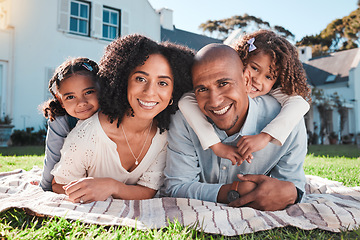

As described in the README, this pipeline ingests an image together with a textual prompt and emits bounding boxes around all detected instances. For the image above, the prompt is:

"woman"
[51,34,194,203]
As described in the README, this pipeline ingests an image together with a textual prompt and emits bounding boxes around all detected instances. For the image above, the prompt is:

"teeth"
[213,105,230,115]
[251,86,258,91]
[139,99,157,107]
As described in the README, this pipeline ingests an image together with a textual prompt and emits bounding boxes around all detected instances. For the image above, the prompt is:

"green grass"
[0,145,360,239]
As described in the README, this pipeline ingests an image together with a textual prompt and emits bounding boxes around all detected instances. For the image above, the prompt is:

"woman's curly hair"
[98,34,194,133]
[234,29,311,103]
[41,57,99,121]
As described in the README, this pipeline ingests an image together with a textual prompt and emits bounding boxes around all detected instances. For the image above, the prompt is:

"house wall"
[311,81,356,142]
[0,0,161,130]
[350,62,360,135]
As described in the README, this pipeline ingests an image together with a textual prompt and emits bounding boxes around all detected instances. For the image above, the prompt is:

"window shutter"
[121,10,130,36]
[58,0,70,32]
[44,68,55,101]
[92,3,102,39]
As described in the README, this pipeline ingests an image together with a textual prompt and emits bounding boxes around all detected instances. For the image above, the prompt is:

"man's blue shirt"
[162,95,307,202]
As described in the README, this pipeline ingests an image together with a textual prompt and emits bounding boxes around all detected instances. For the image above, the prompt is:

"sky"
[148,0,358,41]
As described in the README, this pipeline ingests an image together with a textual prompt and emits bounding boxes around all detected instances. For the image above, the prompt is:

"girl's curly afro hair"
[98,34,194,133]
[234,29,311,103]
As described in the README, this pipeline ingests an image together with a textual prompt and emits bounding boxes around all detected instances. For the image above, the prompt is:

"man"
[162,44,307,211]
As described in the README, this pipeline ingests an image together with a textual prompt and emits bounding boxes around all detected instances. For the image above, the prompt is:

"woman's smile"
[138,99,158,109]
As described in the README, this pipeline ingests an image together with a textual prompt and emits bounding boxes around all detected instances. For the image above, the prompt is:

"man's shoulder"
[251,95,281,119]
[170,109,190,127]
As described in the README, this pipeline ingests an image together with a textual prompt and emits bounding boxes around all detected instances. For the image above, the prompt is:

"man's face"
[192,57,251,136]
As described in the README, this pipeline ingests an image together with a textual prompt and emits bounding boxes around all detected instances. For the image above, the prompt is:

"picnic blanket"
[0,167,360,236]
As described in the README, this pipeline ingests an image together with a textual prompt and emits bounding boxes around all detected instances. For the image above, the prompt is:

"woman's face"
[127,53,174,120]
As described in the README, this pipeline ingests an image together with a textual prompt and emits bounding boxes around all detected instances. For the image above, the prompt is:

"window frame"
[102,6,121,41]
[69,0,91,37]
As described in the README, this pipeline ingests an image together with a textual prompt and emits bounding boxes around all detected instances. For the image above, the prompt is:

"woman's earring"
[169,99,173,106]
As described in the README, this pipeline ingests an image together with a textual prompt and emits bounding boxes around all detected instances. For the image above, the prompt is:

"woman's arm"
[52,178,66,194]
[63,178,156,203]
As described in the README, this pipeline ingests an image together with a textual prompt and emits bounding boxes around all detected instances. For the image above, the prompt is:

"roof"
[161,26,222,51]
[303,48,360,87]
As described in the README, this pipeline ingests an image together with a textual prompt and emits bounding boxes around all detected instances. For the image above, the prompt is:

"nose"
[208,89,223,108]
[143,81,156,96]
[77,96,88,107]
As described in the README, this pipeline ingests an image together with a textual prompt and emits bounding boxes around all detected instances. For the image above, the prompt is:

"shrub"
[10,127,46,146]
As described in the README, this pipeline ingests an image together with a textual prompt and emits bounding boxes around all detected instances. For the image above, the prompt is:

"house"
[159,8,222,51]
[299,46,360,143]
[0,0,221,132]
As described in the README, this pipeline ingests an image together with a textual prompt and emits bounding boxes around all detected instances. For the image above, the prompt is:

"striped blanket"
[0,167,359,236]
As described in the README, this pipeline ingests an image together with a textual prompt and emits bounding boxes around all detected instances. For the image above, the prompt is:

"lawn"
[0,144,359,239]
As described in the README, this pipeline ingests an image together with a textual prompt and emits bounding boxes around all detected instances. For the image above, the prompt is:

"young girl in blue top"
[39,57,99,191]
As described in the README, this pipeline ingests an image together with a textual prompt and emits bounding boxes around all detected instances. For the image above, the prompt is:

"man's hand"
[228,174,297,211]
[63,177,116,204]
[236,133,273,163]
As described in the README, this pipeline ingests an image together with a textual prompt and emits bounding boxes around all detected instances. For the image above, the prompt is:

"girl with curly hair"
[39,57,100,191]
[179,29,311,165]
[51,34,194,203]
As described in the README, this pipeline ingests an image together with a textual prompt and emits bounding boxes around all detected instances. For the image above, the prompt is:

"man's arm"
[162,111,223,203]
[229,118,307,210]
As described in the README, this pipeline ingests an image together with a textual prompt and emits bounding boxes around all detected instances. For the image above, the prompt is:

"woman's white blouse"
[51,112,167,190]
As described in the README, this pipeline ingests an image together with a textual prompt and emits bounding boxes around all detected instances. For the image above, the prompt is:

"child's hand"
[236,133,273,163]
[210,142,244,166]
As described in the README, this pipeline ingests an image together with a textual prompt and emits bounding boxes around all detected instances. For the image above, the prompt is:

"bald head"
[191,43,251,136]
[193,43,244,71]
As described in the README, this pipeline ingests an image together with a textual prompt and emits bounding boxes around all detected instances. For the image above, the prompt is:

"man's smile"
[210,104,232,115]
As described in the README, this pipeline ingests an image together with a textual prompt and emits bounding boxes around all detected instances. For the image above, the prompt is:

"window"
[325,74,336,83]
[69,0,90,36]
[103,7,120,40]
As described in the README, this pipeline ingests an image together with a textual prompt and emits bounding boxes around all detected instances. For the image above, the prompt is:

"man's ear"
[243,69,252,93]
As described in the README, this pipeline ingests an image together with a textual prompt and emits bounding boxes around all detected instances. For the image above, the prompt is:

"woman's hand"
[63,177,116,204]
[63,177,157,204]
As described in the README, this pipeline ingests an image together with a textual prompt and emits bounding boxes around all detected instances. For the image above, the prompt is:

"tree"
[296,7,360,56]
[198,14,295,41]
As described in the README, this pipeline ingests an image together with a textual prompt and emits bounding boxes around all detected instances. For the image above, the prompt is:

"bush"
[10,127,46,146]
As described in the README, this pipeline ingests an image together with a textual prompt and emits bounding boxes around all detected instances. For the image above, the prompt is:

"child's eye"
[266,75,272,80]
[65,95,74,100]
[85,90,96,95]
[251,66,258,72]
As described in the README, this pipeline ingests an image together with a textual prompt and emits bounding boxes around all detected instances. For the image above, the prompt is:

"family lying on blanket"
[38,29,311,211]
